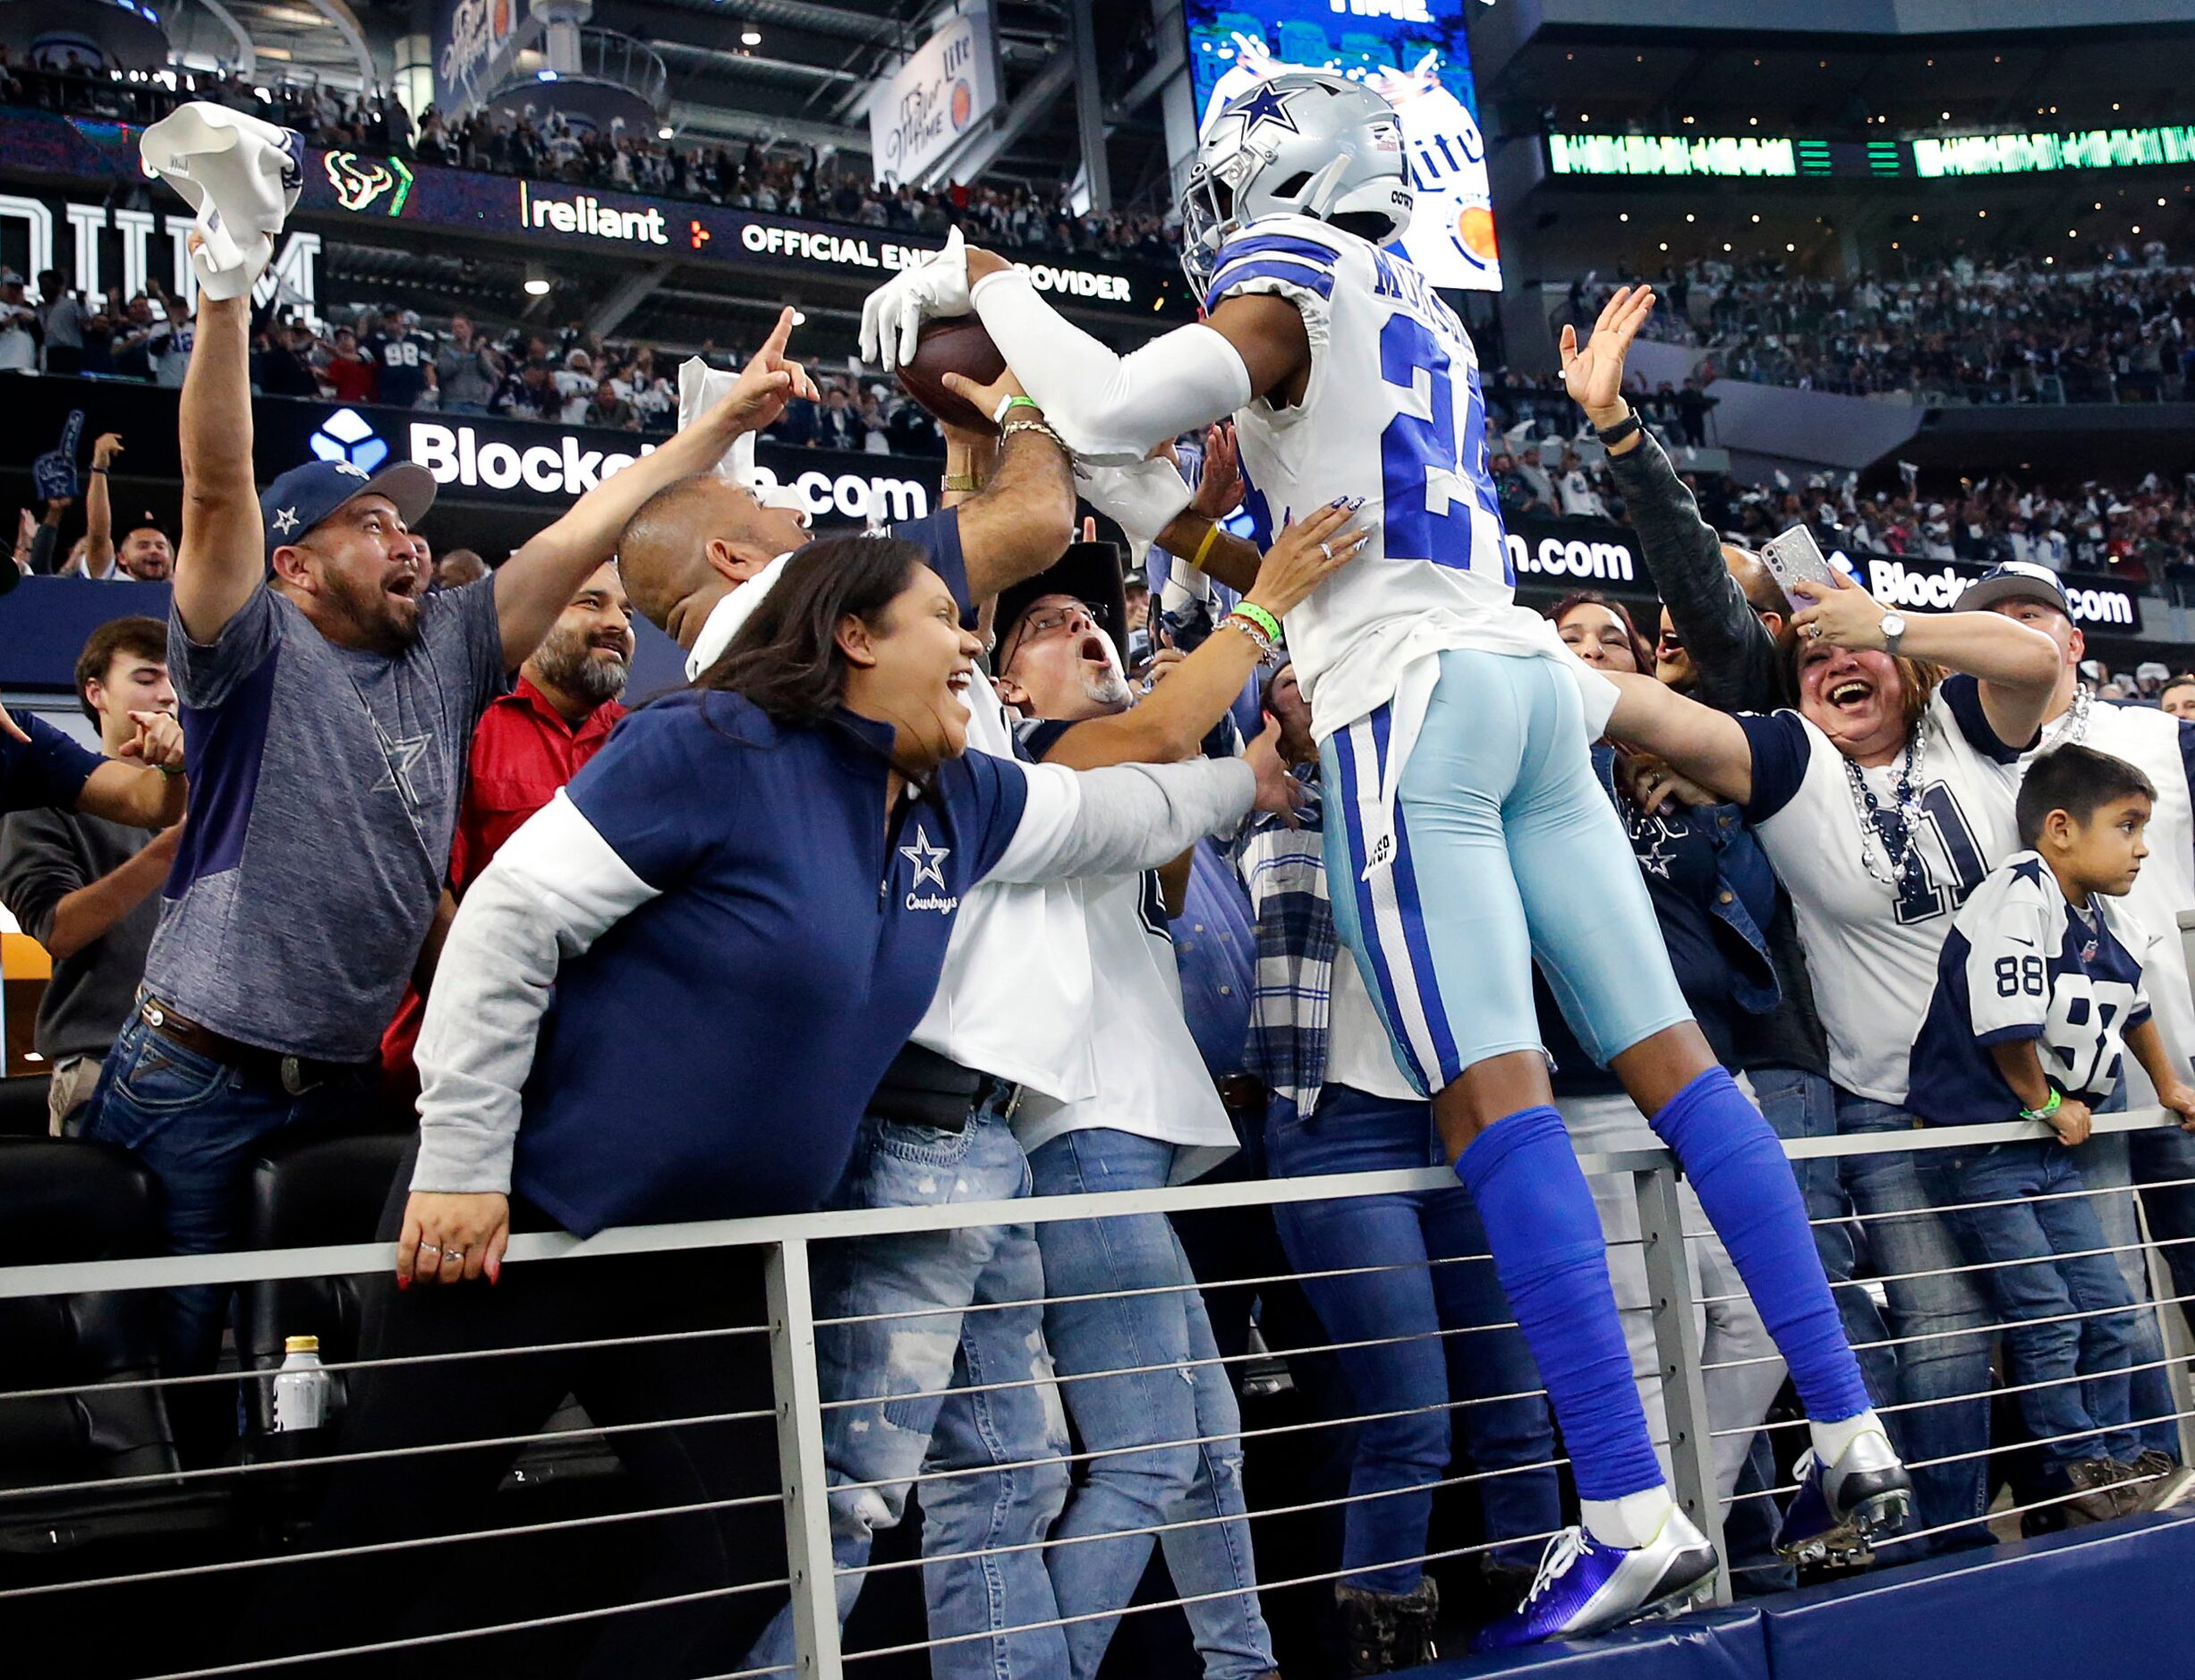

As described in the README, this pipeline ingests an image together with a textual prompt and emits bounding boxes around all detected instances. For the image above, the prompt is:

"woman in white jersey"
[1607,564,2062,1552]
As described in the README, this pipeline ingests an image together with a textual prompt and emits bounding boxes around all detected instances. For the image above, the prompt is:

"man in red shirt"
[379,561,635,1099]
[319,325,377,405]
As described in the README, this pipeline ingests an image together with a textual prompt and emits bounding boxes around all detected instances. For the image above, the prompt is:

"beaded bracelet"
[1221,609,1281,666]
[1000,417,1074,467]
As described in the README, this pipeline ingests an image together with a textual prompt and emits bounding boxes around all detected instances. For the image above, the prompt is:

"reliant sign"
[869,7,1001,185]
[520,184,669,246]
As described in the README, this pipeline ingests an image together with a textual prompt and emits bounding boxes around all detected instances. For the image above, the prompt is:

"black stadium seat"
[0,1137,183,1547]
[0,1075,54,1137]
[235,1128,409,1436]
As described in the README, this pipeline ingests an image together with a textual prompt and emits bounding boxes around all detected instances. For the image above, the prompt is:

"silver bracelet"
[999,418,1076,470]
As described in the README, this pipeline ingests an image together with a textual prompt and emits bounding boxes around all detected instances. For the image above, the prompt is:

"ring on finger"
[419,1243,442,1257]
[1807,624,1823,641]
[1319,541,1333,561]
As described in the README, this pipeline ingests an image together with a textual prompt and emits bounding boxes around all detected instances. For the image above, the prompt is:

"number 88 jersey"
[1207,215,1555,739]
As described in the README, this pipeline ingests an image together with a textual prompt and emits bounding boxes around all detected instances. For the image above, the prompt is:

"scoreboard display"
[1549,123,2195,181]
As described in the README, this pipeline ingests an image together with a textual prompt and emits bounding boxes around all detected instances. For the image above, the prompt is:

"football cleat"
[1470,1509,1719,1653]
[1774,1429,1913,1564]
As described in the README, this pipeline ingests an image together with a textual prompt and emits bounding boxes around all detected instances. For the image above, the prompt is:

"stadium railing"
[0,1111,2190,1677]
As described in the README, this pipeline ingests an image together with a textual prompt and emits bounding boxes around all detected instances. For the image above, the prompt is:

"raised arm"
[490,306,816,666]
[929,368,1076,604]
[1786,568,2060,747]
[1563,286,1783,712]
[1601,672,1758,805]
[82,433,122,581]
[174,293,263,641]
[986,756,1260,885]
[1034,503,1367,770]
[859,233,1299,465]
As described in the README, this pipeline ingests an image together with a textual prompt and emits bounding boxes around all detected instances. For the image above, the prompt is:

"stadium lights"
[1658,242,1669,250]
[538,69,558,81]
[523,264,551,296]
[659,124,675,139]
[741,28,762,45]
[1619,212,1629,221]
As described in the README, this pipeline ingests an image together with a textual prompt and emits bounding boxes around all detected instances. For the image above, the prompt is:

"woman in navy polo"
[262,536,1265,1674]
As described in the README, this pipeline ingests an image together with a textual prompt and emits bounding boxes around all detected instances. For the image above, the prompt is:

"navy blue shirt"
[508,692,1034,1235]
[2,712,100,814]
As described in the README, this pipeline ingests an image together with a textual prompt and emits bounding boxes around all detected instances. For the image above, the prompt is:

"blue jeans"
[2078,1118,2180,1461]
[1266,1085,1561,1588]
[744,1106,1069,1680]
[1028,1128,1274,1680]
[1749,1066,1900,1411]
[81,1010,372,1383]
[1835,1094,1994,1552]
[2127,1122,2195,1336]
[1924,1140,2143,1473]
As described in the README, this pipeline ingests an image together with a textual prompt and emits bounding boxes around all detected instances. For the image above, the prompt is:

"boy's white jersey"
[1206,213,1586,742]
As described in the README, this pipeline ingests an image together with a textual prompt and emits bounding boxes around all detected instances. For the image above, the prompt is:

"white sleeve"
[1964,877,2051,1044]
[971,267,1251,464]
[411,792,661,1194]
[984,758,1255,885]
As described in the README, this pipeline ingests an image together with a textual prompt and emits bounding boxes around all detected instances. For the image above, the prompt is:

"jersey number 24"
[1378,316,1513,586]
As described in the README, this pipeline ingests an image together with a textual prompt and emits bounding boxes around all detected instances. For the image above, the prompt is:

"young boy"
[1910,742,2195,1523]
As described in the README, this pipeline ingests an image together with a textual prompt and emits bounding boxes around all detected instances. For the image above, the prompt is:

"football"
[895,315,1007,435]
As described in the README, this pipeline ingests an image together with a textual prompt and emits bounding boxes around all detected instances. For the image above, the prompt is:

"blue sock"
[1457,1106,1666,1504]
[1651,1066,1872,1423]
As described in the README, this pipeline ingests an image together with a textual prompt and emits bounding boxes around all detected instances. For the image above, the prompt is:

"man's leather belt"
[138,996,368,1097]
[869,1042,1021,1133]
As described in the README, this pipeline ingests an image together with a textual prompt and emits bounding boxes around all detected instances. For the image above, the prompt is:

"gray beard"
[1082,667,1132,711]
[532,627,629,708]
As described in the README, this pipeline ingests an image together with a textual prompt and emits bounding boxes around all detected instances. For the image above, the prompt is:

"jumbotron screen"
[1183,0,1501,292]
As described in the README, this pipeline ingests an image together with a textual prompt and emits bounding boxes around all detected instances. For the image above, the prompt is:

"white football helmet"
[1178,71,1413,295]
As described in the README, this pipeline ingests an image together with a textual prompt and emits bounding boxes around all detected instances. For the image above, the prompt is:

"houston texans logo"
[324,151,414,216]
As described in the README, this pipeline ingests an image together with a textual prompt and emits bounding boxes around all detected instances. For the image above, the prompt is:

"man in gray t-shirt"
[81,200,817,1385]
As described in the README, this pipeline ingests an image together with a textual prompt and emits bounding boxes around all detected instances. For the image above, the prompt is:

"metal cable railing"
[2,1110,2190,1677]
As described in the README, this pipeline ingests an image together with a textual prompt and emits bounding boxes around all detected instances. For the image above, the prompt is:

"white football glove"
[1075,455,1194,561]
[859,226,975,371]
[140,103,302,301]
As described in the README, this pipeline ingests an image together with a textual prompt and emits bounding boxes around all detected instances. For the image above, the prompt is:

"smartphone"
[1759,524,1837,599]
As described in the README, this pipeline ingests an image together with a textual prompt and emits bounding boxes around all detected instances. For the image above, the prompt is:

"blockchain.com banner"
[1182,0,1501,292]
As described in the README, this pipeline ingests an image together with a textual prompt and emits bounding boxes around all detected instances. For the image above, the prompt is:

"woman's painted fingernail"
[1348,496,1367,510]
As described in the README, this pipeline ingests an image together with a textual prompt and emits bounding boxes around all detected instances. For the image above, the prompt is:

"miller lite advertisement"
[1186,0,1502,293]
[866,6,1001,186]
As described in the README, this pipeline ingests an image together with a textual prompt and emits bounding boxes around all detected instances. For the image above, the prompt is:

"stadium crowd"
[0,51,1178,262]
[12,96,2195,1680]
[1582,248,2195,404]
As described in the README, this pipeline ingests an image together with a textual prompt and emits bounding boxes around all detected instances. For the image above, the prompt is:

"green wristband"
[1233,601,1282,645]
[2020,1090,2063,1124]
[995,394,1042,424]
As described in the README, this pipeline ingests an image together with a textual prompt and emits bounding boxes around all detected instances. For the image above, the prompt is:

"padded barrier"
[1417,1607,1767,1679]
[1758,1509,2195,1678]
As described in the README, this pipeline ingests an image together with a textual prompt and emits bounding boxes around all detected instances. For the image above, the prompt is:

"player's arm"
[174,291,264,641]
[1785,569,2060,747]
[493,306,814,666]
[1599,672,1757,805]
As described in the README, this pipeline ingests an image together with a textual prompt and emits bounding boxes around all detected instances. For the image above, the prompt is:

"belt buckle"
[280,1055,311,1097]
[141,1000,166,1030]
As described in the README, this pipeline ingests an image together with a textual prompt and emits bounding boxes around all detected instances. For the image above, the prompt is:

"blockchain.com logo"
[310,409,389,472]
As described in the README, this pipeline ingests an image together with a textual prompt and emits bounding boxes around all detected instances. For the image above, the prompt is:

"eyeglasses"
[1014,602,1104,643]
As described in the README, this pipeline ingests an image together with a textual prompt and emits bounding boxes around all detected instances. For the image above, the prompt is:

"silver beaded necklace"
[1842,726,1929,890]
[2036,684,2093,754]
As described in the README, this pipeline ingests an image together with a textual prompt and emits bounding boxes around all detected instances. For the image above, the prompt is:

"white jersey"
[1008,725,1238,1179]
[1207,214,1588,743]
[2019,696,2195,1095]
[1738,679,2025,1105]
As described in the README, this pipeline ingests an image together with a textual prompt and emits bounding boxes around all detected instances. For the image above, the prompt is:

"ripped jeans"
[745,1101,1070,1680]
[1030,1127,1276,1680]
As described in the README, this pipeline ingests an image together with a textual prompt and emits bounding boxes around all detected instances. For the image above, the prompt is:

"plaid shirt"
[1233,770,1335,1124]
